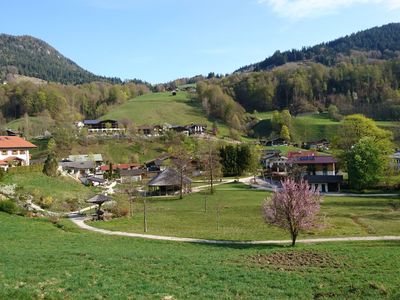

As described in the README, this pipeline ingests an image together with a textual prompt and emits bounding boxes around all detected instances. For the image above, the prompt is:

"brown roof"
[0,136,37,149]
[148,168,191,187]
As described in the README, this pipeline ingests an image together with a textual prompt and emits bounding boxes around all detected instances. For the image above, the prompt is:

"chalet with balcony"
[82,119,124,134]
[287,151,343,192]
[0,136,37,170]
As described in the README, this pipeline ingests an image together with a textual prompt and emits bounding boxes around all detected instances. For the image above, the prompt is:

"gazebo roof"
[147,168,191,187]
[86,194,112,205]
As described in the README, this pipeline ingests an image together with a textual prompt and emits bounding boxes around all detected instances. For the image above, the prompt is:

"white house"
[0,136,37,170]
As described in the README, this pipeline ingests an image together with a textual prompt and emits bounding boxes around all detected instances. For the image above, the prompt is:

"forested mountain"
[236,23,400,73]
[0,34,122,84]
[196,23,400,123]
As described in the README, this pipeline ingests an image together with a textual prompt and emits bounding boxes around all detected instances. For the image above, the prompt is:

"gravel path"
[68,215,400,245]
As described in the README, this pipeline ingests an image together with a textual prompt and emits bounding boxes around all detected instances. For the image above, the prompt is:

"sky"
[1,0,399,83]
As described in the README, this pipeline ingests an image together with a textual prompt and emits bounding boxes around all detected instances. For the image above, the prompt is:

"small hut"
[86,194,112,220]
[147,168,192,196]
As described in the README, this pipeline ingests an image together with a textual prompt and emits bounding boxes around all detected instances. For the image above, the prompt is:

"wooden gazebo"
[86,194,112,220]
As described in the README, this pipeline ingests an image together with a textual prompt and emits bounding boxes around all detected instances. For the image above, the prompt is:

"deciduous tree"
[263,178,321,246]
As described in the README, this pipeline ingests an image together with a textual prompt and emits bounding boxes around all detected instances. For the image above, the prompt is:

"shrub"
[0,200,18,214]
[38,196,54,209]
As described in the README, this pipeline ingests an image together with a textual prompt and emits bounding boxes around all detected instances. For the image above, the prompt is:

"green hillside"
[102,91,230,135]
[253,112,400,142]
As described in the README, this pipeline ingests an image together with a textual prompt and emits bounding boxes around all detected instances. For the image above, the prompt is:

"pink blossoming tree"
[263,178,321,246]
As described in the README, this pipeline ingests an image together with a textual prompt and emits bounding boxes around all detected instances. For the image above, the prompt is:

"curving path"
[69,215,400,245]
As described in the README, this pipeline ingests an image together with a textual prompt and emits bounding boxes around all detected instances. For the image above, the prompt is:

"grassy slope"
[92,183,400,241]
[3,171,97,211]
[253,112,400,142]
[5,116,43,131]
[102,91,230,136]
[1,212,399,299]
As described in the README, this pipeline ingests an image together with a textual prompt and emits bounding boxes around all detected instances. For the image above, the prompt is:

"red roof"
[0,136,37,149]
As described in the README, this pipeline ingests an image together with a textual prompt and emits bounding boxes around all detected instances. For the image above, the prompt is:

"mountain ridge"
[0,33,122,84]
[236,23,400,73]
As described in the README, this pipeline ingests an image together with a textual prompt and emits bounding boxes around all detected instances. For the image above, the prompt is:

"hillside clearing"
[102,91,230,136]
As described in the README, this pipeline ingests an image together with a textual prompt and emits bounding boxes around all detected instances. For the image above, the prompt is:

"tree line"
[215,59,400,121]
[0,80,150,124]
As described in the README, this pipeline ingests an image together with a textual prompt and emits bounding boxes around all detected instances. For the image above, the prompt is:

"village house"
[186,124,207,135]
[80,119,125,134]
[0,136,37,170]
[65,154,103,167]
[262,137,288,147]
[145,154,171,172]
[137,125,163,137]
[302,139,330,151]
[287,151,343,192]
[261,151,288,179]
[59,161,96,177]
[119,169,146,183]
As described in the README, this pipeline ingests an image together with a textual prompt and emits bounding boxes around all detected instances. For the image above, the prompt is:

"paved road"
[69,215,400,245]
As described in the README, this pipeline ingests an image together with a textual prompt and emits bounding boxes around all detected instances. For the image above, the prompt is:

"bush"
[0,200,18,214]
[38,196,54,209]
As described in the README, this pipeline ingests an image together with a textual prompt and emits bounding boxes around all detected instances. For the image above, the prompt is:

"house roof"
[83,119,117,125]
[0,136,37,149]
[147,168,192,187]
[59,161,96,170]
[66,154,103,162]
[86,176,106,183]
[83,120,100,125]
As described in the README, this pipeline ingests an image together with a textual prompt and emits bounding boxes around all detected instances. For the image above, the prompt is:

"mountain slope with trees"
[0,34,122,84]
[236,23,400,73]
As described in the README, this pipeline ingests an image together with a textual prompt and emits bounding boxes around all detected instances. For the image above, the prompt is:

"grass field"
[102,91,230,136]
[0,212,399,299]
[2,171,97,211]
[91,183,400,241]
[253,112,400,142]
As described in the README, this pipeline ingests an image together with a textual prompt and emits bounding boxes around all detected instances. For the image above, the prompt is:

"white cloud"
[259,0,400,19]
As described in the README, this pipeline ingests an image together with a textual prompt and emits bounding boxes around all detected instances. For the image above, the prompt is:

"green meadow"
[92,183,400,241]
[102,91,230,136]
[0,212,399,299]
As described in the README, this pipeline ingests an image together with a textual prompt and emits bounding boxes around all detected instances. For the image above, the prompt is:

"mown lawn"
[0,212,399,299]
[2,171,97,211]
[101,91,230,137]
[92,183,400,241]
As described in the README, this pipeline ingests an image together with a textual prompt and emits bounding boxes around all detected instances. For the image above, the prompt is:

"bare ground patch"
[248,250,343,271]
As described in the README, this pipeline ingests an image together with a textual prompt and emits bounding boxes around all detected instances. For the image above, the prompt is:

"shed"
[147,168,192,196]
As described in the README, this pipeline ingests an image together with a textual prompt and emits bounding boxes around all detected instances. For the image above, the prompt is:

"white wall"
[0,149,30,165]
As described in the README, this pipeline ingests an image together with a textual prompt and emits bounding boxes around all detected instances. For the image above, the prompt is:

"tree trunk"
[291,231,298,247]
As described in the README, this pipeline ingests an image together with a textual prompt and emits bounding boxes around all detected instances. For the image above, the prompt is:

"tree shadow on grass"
[189,241,287,250]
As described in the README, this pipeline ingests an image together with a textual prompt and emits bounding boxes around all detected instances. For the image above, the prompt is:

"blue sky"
[1,0,399,83]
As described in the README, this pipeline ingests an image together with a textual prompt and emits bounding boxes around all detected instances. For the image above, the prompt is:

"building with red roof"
[0,136,37,169]
[287,151,342,192]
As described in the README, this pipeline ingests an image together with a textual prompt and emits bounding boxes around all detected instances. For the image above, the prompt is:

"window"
[1,150,7,155]
[20,150,26,155]
[12,150,18,155]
